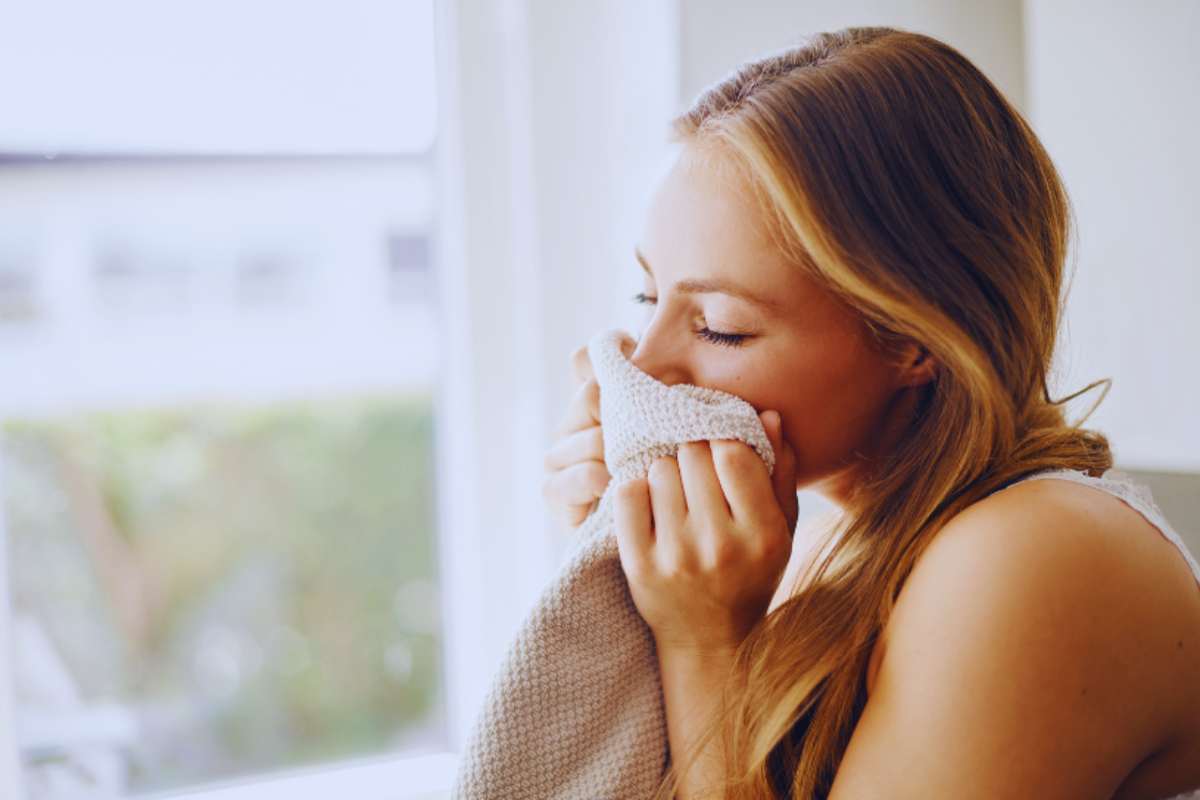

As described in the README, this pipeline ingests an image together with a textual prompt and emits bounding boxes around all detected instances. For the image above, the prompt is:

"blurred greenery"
[3,393,444,793]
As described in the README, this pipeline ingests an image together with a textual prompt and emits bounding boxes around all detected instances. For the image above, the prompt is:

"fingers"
[710,437,778,530]
[569,343,595,385]
[613,477,653,579]
[541,460,611,525]
[544,339,610,531]
[675,441,731,521]
[545,342,606,531]
[763,412,800,535]
[647,455,688,565]
[555,378,601,437]
[543,425,605,473]
[647,455,687,527]
[554,500,595,529]
[758,410,785,500]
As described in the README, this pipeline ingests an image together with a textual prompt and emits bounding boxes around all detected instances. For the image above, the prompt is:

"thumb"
[760,410,799,535]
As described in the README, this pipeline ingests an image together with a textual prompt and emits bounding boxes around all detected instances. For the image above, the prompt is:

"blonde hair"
[651,26,1112,799]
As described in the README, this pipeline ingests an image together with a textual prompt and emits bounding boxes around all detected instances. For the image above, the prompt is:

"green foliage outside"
[3,393,444,793]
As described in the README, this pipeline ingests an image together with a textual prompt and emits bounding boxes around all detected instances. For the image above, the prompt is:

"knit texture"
[452,327,776,799]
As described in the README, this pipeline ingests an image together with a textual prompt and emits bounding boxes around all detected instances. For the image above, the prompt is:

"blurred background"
[0,1,1195,798]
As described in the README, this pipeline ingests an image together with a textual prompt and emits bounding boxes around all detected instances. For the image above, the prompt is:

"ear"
[897,342,937,388]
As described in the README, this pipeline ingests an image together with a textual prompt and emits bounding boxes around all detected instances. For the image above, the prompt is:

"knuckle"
[678,547,701,575]
[571,347,595,382]
[617,551,642,580]
[677,441,704,462]
[715,441,751,470]
[615,477,644,500]
[570,344,587,369]
[567,464,595,497]
[672,445,689,466]
[587,425,605,457]
[755,529,789,563]
[649,456,675,481]
[747,532,775,561]
[689,513,718,540]
[566,505,587,528]
[658,553,686,581]
[568,374,589,400]
[709,536,740,568]
[584,461,611,492]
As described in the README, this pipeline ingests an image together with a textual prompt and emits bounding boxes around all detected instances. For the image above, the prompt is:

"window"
[0,1,453,797]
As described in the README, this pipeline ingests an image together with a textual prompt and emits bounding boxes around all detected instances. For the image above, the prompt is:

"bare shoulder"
[906,476,1200,738]
[832,475,1200,798]
[930,475,1200,658]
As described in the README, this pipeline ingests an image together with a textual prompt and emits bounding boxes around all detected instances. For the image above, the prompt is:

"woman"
[541,26,1200,800]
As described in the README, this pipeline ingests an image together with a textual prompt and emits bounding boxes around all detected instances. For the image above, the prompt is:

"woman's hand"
[542,337,631,529]
[612,410,799,653]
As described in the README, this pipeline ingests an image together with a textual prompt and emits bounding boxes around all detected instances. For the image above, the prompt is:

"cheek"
[742,336,896,469]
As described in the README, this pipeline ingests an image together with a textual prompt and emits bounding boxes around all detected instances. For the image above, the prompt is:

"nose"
[627,325,691,387]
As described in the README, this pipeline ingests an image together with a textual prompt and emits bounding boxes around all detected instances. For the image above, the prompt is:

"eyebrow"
[635,247,785,312]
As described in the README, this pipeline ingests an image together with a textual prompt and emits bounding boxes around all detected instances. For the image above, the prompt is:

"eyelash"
[631,292,749,348]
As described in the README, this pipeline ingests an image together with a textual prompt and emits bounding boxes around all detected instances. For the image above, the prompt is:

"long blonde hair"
[652,26,1113,799]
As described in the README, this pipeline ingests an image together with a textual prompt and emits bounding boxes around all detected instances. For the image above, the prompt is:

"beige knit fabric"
[452,327,776,799]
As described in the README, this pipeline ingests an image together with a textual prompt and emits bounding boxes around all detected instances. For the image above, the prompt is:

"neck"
[808,383,922,510]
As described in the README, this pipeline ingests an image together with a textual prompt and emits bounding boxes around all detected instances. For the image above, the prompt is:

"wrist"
[654,636,740,665]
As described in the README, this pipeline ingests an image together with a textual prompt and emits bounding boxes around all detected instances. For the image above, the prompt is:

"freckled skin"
[631,145,933,507]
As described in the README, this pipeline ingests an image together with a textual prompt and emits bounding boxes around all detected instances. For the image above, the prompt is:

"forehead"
[638,143,800,301]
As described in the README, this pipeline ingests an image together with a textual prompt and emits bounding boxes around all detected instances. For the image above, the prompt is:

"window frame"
[135,753,459,800]
[0,0,467,796]
[0,0,683,794]
[0,451,23,797]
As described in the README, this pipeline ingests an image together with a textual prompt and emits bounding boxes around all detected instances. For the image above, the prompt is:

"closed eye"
[696,328,750,348]
[630,292,750,349]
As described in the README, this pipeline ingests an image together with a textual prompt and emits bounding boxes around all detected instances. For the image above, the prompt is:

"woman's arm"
[657,642,737,800]
[610,413,800,797]
[658,509,842,798]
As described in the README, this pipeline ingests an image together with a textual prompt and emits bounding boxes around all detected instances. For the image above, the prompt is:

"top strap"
[1002,468,1200,586]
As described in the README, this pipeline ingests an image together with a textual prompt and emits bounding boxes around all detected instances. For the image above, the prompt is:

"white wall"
[679,1,1026,113]
[674,2,1030,525]
[1025,0,1200,472]
[675,1,1199,473]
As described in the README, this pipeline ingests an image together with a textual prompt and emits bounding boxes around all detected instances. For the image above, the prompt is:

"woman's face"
[630,144,931,505]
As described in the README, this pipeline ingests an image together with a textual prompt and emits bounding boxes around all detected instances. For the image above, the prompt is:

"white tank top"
[994,467,1200,799]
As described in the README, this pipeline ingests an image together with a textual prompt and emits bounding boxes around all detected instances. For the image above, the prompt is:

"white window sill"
[136,752,457,800]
